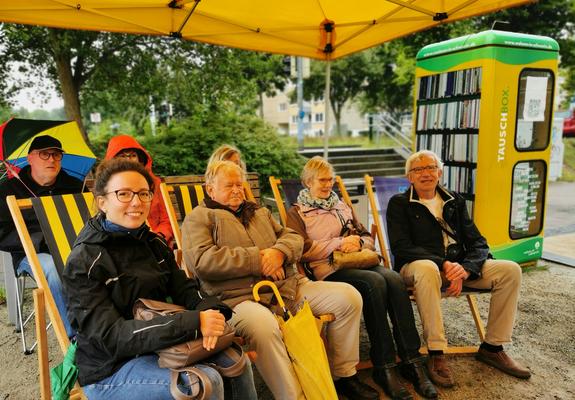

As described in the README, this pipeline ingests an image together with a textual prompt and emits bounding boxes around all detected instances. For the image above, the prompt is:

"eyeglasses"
[317,177,335,185]
[33,150,63,161]
[105,190,154,203]
[117,152,139,159]
[409,165,439,174]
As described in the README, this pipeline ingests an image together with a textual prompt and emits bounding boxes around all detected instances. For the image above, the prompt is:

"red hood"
[104,135,153,170]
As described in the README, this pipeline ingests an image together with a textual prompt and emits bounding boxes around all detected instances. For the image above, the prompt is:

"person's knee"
[332,283,363,314]
[410,260,441,287]
[240,309,282,344]
[37,254,59,282]
[501,260,522,285]
[381,268,406,290]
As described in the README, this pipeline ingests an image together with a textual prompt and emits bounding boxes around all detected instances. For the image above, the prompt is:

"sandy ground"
[1,262,574,400]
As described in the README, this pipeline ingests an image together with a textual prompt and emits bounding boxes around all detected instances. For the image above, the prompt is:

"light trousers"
[229,277,362,400]
[400,258,522,350]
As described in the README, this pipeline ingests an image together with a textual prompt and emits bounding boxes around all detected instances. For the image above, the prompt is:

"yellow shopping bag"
[253,280,338,400]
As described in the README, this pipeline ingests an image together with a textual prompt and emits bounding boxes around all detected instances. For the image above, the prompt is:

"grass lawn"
[561,137,575,181]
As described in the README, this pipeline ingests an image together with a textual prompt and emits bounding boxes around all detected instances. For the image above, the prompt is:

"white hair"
[405,150,444,175]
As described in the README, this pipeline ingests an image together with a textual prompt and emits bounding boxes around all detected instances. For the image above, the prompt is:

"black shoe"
[400,362,438,399]
[335,374,380,400]
[373,366,412,400]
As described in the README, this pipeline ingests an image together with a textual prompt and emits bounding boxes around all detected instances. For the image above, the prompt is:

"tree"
[90,113,305,193]
[0,25,151,143]
[361,21,475,116]
[302,53,369,135]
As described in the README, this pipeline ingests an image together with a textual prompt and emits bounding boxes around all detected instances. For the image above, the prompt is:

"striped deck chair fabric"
[31,193,96,277]
[366,176,410,268]
[161,182,256,251]
[7,193,94,399]
[160,183,208,251]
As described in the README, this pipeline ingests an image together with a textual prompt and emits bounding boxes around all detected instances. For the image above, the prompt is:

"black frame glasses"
[409,165,439,174]
[34,150,64,161]
[105,190,154,203]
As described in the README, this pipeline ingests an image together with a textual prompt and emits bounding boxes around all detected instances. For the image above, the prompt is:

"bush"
[90,113,305,193]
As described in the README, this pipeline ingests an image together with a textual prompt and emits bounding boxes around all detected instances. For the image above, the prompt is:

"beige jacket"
[182,202,304,309]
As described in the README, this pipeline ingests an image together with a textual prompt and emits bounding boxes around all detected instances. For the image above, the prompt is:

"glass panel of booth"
[515,69,554,151]
[509,160,547,239]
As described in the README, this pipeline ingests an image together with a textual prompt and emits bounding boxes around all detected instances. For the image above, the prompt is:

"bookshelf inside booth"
[413,30,559,265]
[415,66,482,217]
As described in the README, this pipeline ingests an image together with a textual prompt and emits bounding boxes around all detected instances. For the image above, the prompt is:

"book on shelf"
[416,66,482,217]
[418,67,482,100]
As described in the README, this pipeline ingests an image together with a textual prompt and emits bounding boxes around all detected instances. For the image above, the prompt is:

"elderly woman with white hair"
[287,156,437,400]
[182,160,380,400]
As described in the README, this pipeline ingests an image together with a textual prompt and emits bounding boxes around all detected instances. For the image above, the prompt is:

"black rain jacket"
[386,185,491,279]
[63,214,231,385]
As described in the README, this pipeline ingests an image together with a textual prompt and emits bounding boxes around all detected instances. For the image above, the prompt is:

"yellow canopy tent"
[0,0,533,60]
[0,0,533,154]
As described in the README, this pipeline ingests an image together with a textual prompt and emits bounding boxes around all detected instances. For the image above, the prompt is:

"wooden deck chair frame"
[269,176,353,227]
[364,174,486,355]
[161,181,256,252]
[7,193,94,399]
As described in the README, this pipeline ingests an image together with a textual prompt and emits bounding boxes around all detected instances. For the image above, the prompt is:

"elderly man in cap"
[0,135,85,337]
[386,149,530,388]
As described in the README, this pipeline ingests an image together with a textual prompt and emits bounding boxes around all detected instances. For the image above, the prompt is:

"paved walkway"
[541,181,575,266]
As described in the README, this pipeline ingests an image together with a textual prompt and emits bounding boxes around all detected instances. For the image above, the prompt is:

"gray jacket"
[182,202,304,309]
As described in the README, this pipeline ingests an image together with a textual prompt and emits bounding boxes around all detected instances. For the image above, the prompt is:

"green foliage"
[303,53,369,134]
[561,138,575,182]
[90,113,305,193]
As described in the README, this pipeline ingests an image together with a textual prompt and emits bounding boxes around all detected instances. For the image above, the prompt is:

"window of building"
[278,103,287,112]
[315,113,324,122]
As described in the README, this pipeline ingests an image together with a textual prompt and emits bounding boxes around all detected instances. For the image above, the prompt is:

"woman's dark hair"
[94,159,155,197]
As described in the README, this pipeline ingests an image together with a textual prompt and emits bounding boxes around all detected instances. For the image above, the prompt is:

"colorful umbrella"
[0,118,96,183]
[253,280,338,400]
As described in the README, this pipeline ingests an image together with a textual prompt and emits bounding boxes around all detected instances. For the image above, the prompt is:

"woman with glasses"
[286,156,437,400]
[105,135,174,247]
[62,159,257,400]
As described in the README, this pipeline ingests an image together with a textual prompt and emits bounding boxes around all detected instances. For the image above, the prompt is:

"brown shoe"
[426,355,455,388]
[476,348,531,379]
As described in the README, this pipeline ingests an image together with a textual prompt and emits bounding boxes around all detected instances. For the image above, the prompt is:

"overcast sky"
[13,87,63,110]
[9,62,64,111]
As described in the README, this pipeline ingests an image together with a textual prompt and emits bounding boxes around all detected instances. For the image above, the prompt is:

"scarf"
[101,218,147,237]
[297,188,340,210]
[204,198,260,227]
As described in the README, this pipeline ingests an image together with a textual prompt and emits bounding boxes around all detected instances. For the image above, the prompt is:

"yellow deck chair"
[7,193,95,400]
[364,174,487,355]
[160,181,256,251]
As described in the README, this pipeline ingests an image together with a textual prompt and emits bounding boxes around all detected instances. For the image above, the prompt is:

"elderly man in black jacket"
[387,150,530,388]
[0,135,85,337]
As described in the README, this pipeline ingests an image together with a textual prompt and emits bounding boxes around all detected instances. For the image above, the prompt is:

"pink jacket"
[105,135,174,245]
[287,200,374,280]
